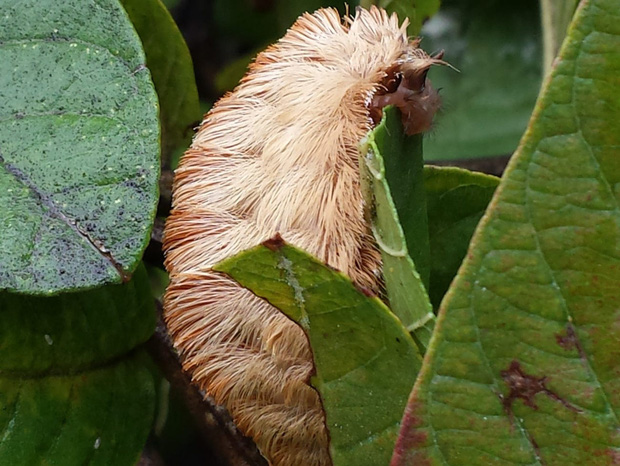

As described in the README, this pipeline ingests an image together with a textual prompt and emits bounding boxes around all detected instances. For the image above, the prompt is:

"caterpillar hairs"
[164,6,443,465]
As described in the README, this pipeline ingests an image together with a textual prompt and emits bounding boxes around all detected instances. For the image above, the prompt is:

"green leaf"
[0,352,155,466]
[393,0,620,463]
[215,241,422,466]
[374,0,440,34]
[0,263,155,374]
[422,0,542,160]
[120,0,201,165]
[424,166,499,309]
[360,107,434,349]
[0,265,156,463]
[0,0,160,294]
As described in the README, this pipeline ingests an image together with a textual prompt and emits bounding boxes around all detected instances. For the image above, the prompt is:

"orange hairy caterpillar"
[164,6,443,465]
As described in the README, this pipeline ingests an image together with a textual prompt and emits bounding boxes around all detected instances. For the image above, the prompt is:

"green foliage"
[0,0,160,294]
[0,264,155,373]
[393,0,620,463]
[2,0,619,464]
[0,353,154,466]
[422,0,542,160]
[424,166,499,308]
[216,242,421,466]
[121,0,201,165]
[0,0,161,463]
[374,0,440,33]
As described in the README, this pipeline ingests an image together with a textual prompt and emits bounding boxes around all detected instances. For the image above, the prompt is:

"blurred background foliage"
[161,0,542,165]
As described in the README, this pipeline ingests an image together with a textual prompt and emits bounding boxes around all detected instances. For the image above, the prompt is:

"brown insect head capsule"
[164,6,443,466]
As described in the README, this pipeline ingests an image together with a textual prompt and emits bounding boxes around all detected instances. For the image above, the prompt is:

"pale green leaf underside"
[393,0,620,464]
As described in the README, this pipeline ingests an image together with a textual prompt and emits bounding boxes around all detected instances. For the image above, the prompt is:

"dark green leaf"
[0,0,160,294]
[215,242,422,466]
[121,0,201,165]
[0,263,155,374]
[0,264,156,463]
[393,0,620,463]
[424,166,499,309]
[0,353,155,466]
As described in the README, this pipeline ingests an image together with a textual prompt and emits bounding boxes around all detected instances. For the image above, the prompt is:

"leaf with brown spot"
[392,0,620,464]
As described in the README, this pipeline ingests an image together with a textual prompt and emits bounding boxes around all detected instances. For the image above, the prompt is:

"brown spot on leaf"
[605,448,620,464]
[555,323,587,361]
[500,360,580,413]
[263,233,285,251]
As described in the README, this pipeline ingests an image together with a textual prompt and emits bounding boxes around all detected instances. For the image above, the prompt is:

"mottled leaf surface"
[0,0,159,294]
[216,242,421,466]
[393,0,620,464]
[424,166,499,309]
[121,0,201,164]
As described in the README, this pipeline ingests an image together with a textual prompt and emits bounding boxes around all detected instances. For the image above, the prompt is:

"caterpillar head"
[334,6,448,136]
[371,47,446,135]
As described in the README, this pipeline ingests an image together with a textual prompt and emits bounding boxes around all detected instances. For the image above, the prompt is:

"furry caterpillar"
[164,6,442,465]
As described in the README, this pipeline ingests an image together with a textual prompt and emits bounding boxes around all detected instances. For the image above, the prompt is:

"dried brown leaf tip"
[163,6,442,465]
[263,234,285,251]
